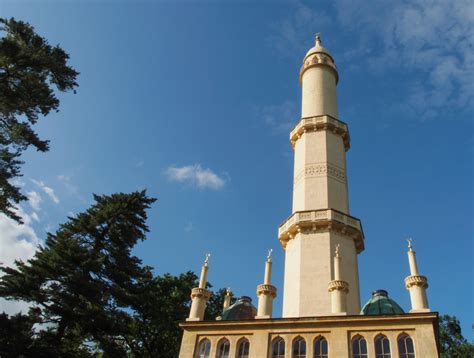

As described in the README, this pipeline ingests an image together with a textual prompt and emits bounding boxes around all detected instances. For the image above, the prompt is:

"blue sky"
[1,0,472,339]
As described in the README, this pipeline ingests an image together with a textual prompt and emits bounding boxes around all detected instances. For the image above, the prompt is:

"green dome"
[361,290,405,315]
[221,296,257,321]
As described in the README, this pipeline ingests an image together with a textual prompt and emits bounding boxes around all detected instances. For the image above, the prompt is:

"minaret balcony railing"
[290,115,350,151]
[278,209,364,252]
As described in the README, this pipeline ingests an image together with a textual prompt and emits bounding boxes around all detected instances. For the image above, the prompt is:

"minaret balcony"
[290,114,350,151]
[278,209,364,252]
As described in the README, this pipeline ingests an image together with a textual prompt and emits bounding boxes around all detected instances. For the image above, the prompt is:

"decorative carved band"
[328,280,349,293]
[294,163,346,184]
[290,115,350,151]
[300,52,338,83]
[278,209,364,253]
[191,287,211,300]
[257,284,277,298]
[405,275,428,289]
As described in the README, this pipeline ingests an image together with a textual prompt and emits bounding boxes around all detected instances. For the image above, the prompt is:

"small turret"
[328,244,349,315]
[187,254,212,321]
[405,239,430,312]
[256,250,277,319]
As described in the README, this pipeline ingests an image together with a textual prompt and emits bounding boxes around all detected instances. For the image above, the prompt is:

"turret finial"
[335,244,340,257]
[267,249,273,262]
[204,253,211,266]
[406,238,413,251]
[315,32,322,46]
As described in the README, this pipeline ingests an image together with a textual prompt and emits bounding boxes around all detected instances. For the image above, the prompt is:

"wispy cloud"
[269,0,473,120]
[26,191,42,211]
[334,0,473,118]
[165,164,226,190]
[268,0,331,56]
[57,174,79,195]
[31,179,59,204]
[184,221,194,233]
[258,99,298,133]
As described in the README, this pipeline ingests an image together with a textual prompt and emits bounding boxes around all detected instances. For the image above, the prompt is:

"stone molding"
[191,287,211,300]
[257,284,277,298]
[290,115,350,151]
[300,52,338,83]
[278,209,364,252]
[328,280,349,293]
[405,275,428,289]
[294,162,346,184]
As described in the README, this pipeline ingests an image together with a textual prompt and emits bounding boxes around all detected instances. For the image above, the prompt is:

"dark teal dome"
[221,296,257,320]
[361,290,405,315]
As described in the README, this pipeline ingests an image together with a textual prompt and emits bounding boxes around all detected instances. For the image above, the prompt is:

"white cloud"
[333,0,473,118]
[31,179,59,204]
[165,164,226,190]
[26,191,42,211]
[0,206,40,269]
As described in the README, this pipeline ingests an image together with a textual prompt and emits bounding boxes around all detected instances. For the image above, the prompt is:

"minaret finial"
[406,238,413,251]
[315,32,321,46]
[204,253,211,266]
[335,244,340,257]
[267,249,273,262]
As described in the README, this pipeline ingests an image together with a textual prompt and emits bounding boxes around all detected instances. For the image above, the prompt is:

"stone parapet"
[300,52,338,83]
[328,280,349,293]
[191,287,211,300]
[278,209,364,252]
[257,284,277,298]
[290,115,350,151]
[405,275,428,289]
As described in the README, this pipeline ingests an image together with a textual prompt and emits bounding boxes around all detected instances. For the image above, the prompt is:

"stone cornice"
[191,287,211,300]
[278,209,364,253]
[290,115,350,151]
[405,275,428,289]
[257,284,277,298]
[328,280,349,293]
[300,52,338,84]
[179,312,439,329]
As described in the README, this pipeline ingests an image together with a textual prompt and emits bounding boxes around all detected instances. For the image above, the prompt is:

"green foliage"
[439,314,474,358]
[0,17,78,222]
[0,189,232,357]
[0,191,155,357]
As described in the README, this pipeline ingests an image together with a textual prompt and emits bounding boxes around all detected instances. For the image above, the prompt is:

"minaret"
[328,244,349,314]
[187,254,212,321]
[279,34,365,317]
[256,250,277,319]
[223,288,232,310]
[405,239,430,312]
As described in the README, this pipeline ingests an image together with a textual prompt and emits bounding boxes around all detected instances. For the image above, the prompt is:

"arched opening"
[292,336,307,358]
[236,338,250,358]
[272,337,285,358]
[397,333,415,358]
[351,335,368,358]
[375,334,391,358]
[314,336,328,358]
[197,338,211,358]
[216,338,230,358]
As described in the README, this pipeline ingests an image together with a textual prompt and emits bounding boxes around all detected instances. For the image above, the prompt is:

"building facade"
[178,35,439,358]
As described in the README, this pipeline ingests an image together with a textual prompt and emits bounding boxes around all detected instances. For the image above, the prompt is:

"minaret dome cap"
[304,33,334,61]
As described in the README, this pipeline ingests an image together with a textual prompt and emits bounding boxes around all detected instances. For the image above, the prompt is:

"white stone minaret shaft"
[405,240,430,312]
[187,254,211,321]
[256,250,277,319]
[279,35,364,317]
